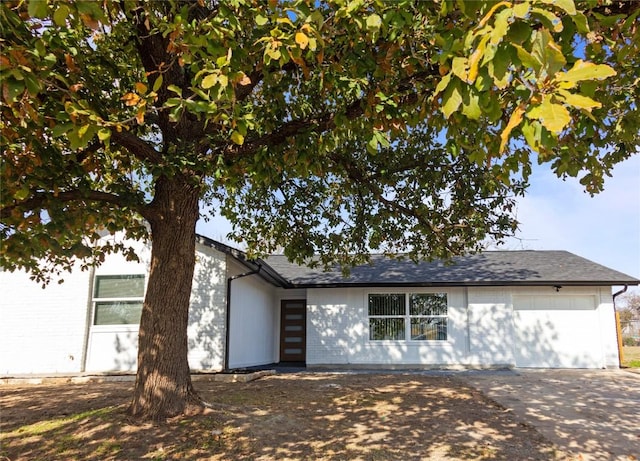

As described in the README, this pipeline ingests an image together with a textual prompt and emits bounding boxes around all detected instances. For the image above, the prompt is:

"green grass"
[622,346,640,368]
[11,406,117,437]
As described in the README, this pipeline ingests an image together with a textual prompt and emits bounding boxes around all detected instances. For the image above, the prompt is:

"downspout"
[612,285,628,368]
[224,264,262,372]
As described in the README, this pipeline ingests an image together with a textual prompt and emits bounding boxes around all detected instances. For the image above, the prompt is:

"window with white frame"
[93,275,145,325]
[368,292,448,341]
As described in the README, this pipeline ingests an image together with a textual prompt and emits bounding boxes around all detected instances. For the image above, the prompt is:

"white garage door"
[513,295,602,368]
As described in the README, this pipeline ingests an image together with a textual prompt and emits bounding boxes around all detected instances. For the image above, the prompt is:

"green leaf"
[490,8,512,45]
[27,0,49,19]
[441,80,462,118]
[531,7,563,32]
[201,73,218,90]
[531,28,566,77]
[53,4,70,27]
[451,57,467,81]
[541,0,577,16]
[255,14,268,26]
[434,73,451,97]
[14,186,31,201]
[98,128,111,142]
[152,74,163,93]
[230,131,244,145]
[554,60,616,83]
[527,95,571,133]
[461,89,482,120]
[366,13,382,32]
[167,85,182,97]
[513,44,541,71]
[512,2,531,19]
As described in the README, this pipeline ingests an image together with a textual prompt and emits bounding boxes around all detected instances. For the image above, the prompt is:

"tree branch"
[0,190,143,220]
[110,130,163,163]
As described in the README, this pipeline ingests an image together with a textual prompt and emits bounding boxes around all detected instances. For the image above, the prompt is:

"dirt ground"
[0,372,573,460]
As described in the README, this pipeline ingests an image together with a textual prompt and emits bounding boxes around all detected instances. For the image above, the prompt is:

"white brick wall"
[306,287,468,367]
[0,265,91,375]
[1,236,231,375]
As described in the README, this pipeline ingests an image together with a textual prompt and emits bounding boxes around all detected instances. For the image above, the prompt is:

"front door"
[279,299,306,363]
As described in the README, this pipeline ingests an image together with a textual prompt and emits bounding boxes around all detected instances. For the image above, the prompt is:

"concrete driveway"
[461,369,640,461]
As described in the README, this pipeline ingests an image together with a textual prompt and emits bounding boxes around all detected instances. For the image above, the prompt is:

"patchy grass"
[622,346,640,367]
[1,374,569,460]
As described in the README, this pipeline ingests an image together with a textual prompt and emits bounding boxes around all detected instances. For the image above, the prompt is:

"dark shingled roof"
[261,251,639,288]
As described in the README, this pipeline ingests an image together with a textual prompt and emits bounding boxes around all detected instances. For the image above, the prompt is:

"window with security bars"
[368,293,448,341]
[93,275,145,325]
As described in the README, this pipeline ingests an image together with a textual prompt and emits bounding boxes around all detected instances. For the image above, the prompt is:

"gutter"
[612,285,628,368]
[224,264,262,372]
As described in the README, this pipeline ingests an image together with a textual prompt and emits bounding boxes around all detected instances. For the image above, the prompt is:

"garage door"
[513,295,601,368]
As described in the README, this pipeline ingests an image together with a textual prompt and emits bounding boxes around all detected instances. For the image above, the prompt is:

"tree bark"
[128,175,202,420]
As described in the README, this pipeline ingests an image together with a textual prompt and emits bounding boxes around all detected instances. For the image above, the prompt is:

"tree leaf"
[527,95,571,133]
[201,73,218,89]
[441,80,462,118]
[554,59,616,83]
[541,0,577,16]
[500,105,525,153]
[556,89,601,111]
[451,57,467,82]
[27,0,49,19]
[366,13,382,32]
[230,130,244,145]
[295,32,309,50]
[255,14,268,26]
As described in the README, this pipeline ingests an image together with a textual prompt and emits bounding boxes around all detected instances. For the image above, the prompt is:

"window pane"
[409,293,447,316]
[95,275,145,298]
[411,318,447,340]
[94,301,143,325]
[368,294,405,316]
[369,318,405,340]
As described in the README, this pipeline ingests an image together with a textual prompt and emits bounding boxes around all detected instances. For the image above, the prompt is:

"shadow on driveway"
[460,369,640,461]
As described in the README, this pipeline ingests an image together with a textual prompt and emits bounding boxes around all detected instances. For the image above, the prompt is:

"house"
[1,233,638,375]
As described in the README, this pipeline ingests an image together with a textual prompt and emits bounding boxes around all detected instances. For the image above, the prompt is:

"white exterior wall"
[306,287,468,367]
[307,285,620,369]
[510,286,619,368]
[0,265,91,375]
[228,260,278,368]
[84,238,149,372]
[187,243,227,371]
[467,287,514,366]
[2,236,230,375]
[86,239,229,372]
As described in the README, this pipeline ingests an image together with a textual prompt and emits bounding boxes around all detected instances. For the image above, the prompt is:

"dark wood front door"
[279,299,306,363]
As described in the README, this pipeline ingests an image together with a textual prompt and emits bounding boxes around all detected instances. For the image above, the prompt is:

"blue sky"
[197,154,640,289]
[499,154,640,292]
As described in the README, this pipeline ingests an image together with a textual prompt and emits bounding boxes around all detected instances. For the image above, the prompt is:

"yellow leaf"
[230,130,244,145]
[556,89,601,111]
[554,59,616,83]
[201,73,218,89]
[500,105,525,153]
[478,1,512,28]
[468,35,490,83]
[136,107,145,125]
[295,32,309,50]
[526,95,571,133]
[121,92,140,106]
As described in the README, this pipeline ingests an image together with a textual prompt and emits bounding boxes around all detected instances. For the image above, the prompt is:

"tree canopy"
[1,0,638,419]
[3,0,638,276]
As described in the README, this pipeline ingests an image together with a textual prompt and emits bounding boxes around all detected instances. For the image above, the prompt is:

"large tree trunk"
[128,175,202,420]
